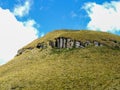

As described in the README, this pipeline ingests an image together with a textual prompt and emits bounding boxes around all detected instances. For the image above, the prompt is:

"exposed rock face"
[36,42,44,49]
[17,37,104,56]
[51,37,105,49]
[35,37,86,50]
[54,37,74,49]
[49,40,55,48]
[17,49,25,56]
[94,41,99,46]
[93,41,102,47]
[16,47,34,56]
[84,41,91,47]
[16,36,120,56]
[75,41,81,48]
[36,42,49,49]
[66,38,74,48]
[51,37,95,49]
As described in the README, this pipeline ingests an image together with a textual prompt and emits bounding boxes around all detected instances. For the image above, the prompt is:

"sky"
[0,0,120,65]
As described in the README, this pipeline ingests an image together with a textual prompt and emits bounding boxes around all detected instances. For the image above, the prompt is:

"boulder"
[17,49,25,56]
[75,40,81,48]
[93,41,99,46]
[66,38,73,48]
[60,37,63,48]
[63,38,67,48]
[84,41,91,47]
[36,42,44,49]
[56,38,60,48]
[93,41,102,47]
[49,40,55,48]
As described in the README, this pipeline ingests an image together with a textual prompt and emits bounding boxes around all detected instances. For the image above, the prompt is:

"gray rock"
[36,42,44,49]
[66,38,71,48]
[17,49,25,56]
[70,40,74,48]
[84,41,91,47]
[93,41,101,46]
[63,38,67,48]
[60,37,63,48]
[56,38,60,48]
[48,37,105,49]
[26,47,34,50]
[49,40,55,48]
[75,40,81,48]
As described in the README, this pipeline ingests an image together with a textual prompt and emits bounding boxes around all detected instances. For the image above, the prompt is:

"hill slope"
[0,30,120,90]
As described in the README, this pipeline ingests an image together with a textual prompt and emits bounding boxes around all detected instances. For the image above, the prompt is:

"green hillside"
[0,30,120,90]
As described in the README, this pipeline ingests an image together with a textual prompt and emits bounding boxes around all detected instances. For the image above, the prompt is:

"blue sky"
[1,0,120,35]
[0,0,120,65]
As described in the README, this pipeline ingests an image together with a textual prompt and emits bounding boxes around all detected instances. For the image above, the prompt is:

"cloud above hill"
[0,8,38,65]
[84,1,120,33]
[13,0,31,17]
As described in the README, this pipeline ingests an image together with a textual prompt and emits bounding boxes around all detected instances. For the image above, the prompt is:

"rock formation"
[93,41,101,47]
[36,42,45,49]
[17,49,25,56]
[54,37,74,48]
[16,47,33,56]
[49,37,102,49]
[16,36,120,56]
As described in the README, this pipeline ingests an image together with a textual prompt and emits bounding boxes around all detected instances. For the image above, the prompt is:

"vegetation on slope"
[0,30,120,90]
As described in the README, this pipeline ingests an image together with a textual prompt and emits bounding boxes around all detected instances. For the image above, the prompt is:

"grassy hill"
[0,30,120,90]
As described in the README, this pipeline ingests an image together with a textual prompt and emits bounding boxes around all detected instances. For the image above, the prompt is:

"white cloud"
[84,1,120,33]
[0,7,38,65]
[13,0,31,17]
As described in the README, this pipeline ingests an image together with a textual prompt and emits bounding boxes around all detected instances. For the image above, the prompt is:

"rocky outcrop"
[17,36,120,56]
[48,37,103,49]
[16,47,33,56]
[34,37,104,50]
[17,49,25,56]
[93,41,103,47]
[36,42,46,49]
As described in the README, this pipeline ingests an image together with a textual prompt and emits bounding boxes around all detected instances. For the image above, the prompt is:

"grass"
[0,30,120,90]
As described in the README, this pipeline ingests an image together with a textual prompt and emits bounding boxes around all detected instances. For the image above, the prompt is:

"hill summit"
[0,30,120,90]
